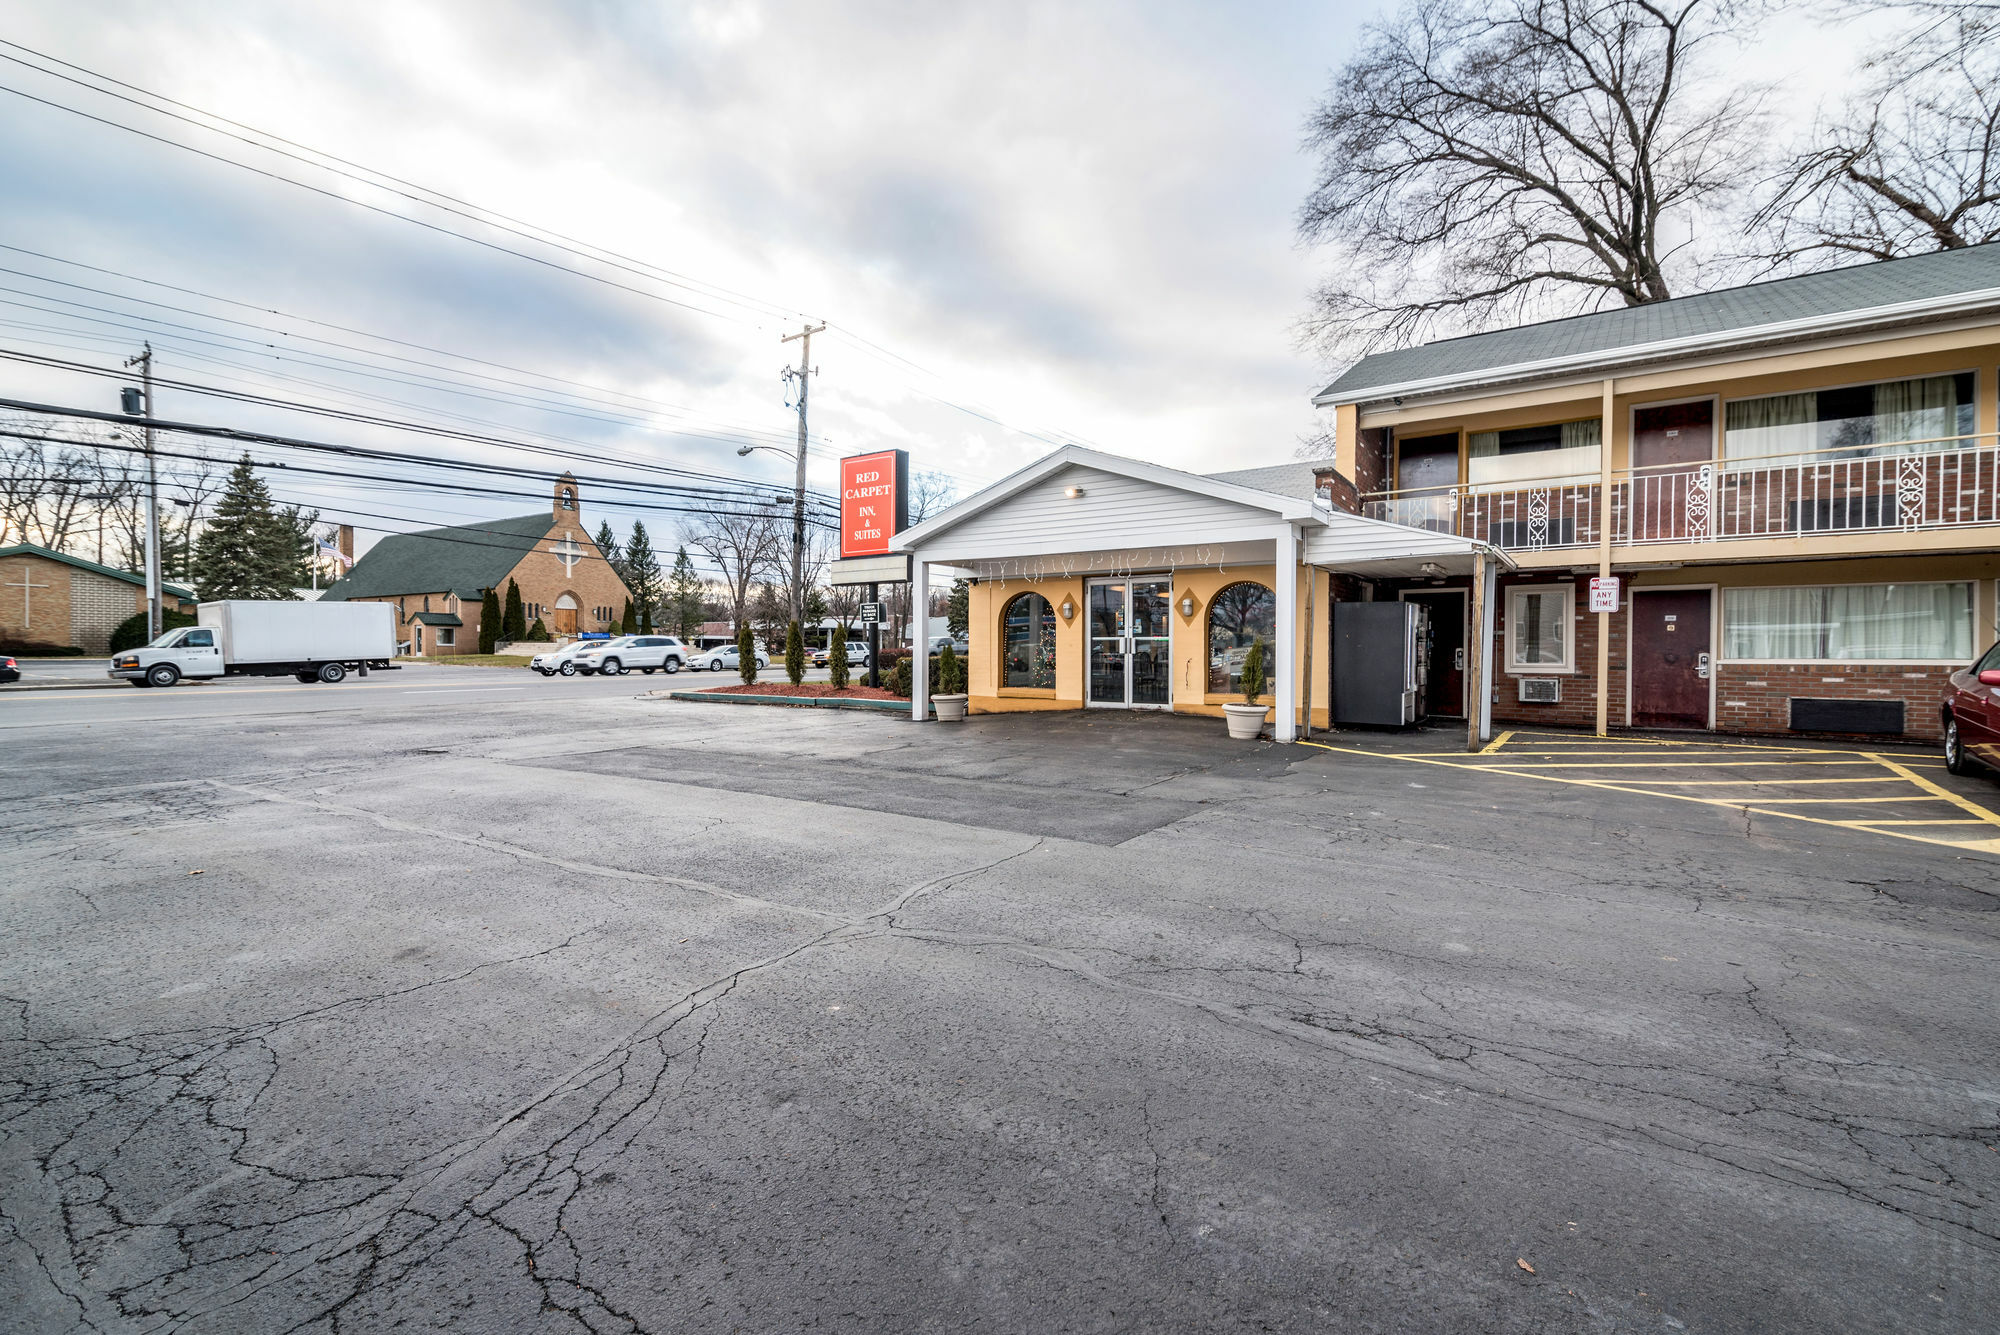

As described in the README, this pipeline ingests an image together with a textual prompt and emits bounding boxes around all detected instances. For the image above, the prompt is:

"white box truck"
[109,601,398,688]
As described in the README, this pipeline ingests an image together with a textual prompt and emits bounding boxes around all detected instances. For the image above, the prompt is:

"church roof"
[319,512,555,603]
[0,542,196,600]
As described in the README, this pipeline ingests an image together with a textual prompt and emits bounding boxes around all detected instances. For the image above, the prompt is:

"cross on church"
[5,566,51,628]
[551,533,584,577]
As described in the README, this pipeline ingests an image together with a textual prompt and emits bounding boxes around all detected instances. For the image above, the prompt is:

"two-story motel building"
[901,243,2000,745]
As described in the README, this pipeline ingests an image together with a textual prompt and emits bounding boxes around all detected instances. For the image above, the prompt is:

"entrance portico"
[897,447,1509,741]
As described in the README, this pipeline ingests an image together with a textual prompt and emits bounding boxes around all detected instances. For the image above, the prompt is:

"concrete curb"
[5,680,135,692]
[656,688,909,714]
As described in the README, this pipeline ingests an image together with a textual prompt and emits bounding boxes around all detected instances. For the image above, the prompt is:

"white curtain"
[1726,582,1972,660]
[1827,582,1972,659]
[1468,421,1600,488]
[1871,375,1959,454]
[1724,587,1826,659]
[1724,393,1816,465]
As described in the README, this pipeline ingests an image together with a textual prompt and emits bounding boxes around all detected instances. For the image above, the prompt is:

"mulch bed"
[704,682,901,700]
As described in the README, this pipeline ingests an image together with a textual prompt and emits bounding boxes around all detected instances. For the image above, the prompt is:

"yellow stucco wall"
[966,563,1333,729]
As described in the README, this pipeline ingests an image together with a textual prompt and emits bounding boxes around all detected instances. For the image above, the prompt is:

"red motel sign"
[839,449,909,558]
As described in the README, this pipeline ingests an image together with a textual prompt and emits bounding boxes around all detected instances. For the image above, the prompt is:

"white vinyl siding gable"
[918,465,1286,560]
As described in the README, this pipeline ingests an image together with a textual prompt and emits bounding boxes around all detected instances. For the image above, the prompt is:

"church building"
[320,475,632,655]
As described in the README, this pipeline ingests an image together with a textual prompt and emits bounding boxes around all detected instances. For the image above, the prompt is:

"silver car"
[576,635,688,676]
[698,643,770,672]
[532,639,610,677]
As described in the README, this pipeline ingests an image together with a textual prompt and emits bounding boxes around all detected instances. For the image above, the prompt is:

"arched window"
[1002,592,1056,689]
[1207,582,1276,695]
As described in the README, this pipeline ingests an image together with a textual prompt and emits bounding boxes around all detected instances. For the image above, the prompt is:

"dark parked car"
[0,656,17,685]
[1943,641,2000,775]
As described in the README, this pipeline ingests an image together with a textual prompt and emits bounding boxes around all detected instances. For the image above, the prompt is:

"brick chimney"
[337,524,354,561]
[554,473,579,520]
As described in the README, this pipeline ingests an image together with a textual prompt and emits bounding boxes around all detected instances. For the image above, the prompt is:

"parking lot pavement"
[3,700,1996,1333]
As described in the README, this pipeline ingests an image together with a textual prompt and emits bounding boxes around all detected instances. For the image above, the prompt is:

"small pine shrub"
[785,620,804,685]
[1240,637,1267,701]
[936,643,963,694]
[108,608,198,654]
[525,618,552,642]
[828,626,850,689]
[737,623,758,684]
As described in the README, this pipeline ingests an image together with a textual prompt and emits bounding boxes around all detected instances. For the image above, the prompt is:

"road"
[3,683,1996,1333]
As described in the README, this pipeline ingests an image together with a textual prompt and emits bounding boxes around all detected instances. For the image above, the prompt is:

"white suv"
[531,640,604,677]
[576,635,688,676]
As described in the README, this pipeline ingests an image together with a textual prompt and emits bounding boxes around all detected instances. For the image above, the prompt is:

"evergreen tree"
[623,521,663,626]
[639,604,653,633]
[526,617,552,641]
[828,625,850,690]
[594,520,624,584]
[191,455,304,599]
[503,579,527,641]
[668,546,703,640]
[620,599,637,635]
[785,620,804,685]
[478,588,501,654]
[737,622,758,685]
[947,578,969,638]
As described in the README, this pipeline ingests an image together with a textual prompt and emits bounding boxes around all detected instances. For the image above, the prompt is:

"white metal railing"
[1360,432,1999,552]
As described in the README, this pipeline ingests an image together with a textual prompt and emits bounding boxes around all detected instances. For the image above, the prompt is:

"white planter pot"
[1222,702,1269,740]
[933,693,969,722]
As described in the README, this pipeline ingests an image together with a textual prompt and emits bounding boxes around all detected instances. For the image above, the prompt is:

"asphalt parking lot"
[3,685,1996,1333]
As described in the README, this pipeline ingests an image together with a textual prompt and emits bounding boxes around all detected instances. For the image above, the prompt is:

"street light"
[738,442,808,630]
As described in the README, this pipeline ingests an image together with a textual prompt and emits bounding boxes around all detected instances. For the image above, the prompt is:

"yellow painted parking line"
[1867,752,2000,836]
[1848,819,1986,826]
[1480,729,1515,754]
[1294,737,2000,857]
[1710,795,1934,805]
[1603,777,1906,787]
[1441,759,1882,769]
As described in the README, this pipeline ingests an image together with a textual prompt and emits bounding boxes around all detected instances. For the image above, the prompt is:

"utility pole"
[779,322,824,627]
[123,343,161,639]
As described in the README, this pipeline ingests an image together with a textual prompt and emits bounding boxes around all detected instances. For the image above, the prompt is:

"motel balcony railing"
[1358,432,2000,554]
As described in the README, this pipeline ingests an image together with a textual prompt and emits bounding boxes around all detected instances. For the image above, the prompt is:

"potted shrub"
[1222,638,1269,740]
[932,643,968,721]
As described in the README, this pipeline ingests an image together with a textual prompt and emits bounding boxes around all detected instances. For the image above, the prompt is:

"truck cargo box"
[197,600,396,666]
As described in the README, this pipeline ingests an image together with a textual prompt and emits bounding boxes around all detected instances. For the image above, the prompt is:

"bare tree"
[1298,0,1761,357]
[1748,2,2000,266]
[888,471,958,642]
[0,415,125,553]
[681,504,784,632]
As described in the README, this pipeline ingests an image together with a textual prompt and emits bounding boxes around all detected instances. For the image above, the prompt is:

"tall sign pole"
[124,343,161,639]
[780,323,825,627]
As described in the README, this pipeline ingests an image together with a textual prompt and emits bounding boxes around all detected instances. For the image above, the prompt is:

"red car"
[1944,642,2000,776]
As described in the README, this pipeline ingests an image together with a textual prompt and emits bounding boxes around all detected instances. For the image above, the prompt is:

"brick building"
[319,476,633,655]
[0,544,195,652]
[1317,242,2000,742]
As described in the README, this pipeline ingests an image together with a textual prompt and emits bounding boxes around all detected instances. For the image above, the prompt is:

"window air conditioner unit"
[1518,677,1561,704]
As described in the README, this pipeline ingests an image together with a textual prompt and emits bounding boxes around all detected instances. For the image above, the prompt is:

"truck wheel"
[559,661,577,677]
[318,662,347,684]
[145,664,180,688]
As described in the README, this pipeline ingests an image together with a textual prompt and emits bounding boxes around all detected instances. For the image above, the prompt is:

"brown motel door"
[1630,401,1713,541]
[1631,589,1712,729]
[553,606,578,635]
[1403,591,1466,717]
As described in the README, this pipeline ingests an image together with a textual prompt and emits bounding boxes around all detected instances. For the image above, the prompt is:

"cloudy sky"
[0,0,1861,562]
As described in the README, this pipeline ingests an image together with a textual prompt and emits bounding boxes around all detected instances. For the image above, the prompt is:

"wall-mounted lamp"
[1178,592,1197,619]
[1418,562,1446,577]
[1059,595,1076,623]
[1064,485,1085,499]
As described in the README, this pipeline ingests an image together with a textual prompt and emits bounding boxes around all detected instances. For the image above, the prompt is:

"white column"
[911,555,930,722]
[1274,523,1299,742]
[1478,553,1498,743]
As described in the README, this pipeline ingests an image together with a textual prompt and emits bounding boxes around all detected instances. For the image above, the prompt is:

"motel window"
[1002,592,1057,689]
[1506,584,1574,673]
[1468,419,1600,489]
[1725,373,1975,466]
[1723,582,1973,661]
[1207,582,1276,695]
[1395,432,1458,493]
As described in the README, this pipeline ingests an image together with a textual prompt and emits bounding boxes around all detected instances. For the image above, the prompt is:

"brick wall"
[1485,575,1629,730]
[1355,428,1388,495]
[1716,663,1951,741]
[70,568,144,652]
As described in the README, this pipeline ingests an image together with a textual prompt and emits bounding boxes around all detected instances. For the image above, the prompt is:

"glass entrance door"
[1087,578,1172,708]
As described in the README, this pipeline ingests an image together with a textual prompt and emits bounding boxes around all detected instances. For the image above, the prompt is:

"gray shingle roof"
[410,611,463,626]
[319,512,554,602]
[1204,460,1334,504]
[1319,242,2000,402]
